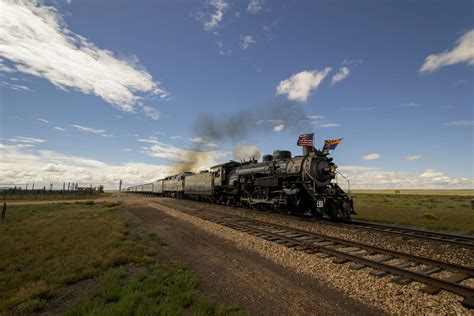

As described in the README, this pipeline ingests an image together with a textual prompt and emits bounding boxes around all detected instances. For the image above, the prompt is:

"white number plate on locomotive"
[317,200,324,208]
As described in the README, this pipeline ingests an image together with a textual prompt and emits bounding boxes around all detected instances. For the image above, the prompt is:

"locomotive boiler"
[225,148,354,221]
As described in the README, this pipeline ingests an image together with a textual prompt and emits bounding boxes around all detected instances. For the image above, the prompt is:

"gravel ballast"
[159,198,474,268]
[144,198,472,315]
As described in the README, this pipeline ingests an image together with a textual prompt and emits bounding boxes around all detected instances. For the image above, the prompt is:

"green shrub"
[83,200,95,205]
[16,298,46,314]
[422,212,438,220]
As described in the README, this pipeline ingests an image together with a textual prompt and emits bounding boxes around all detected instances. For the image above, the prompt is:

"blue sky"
[0,0,473,188]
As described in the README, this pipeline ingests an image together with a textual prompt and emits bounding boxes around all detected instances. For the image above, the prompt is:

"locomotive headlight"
[323,165,337,173]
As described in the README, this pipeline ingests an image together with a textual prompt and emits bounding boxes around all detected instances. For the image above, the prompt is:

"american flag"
[297,133,314,147]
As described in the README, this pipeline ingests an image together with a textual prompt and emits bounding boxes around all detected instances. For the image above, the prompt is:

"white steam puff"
[233,144,261,161]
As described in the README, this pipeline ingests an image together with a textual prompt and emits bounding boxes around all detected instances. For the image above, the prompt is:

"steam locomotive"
[128,146,355,221]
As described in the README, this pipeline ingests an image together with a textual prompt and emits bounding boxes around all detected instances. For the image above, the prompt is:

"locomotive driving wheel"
[240,191,251,208]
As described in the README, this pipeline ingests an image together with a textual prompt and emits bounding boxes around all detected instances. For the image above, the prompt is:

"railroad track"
[345,220,474,250]
[152,196,474,249]
[156,201,474,308]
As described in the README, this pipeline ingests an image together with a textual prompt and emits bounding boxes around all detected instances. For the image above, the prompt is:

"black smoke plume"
[194,100,311,142]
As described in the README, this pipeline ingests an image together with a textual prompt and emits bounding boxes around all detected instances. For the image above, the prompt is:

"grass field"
[0,202,242,315]
[352,192,474,235]
[352,189,474,196]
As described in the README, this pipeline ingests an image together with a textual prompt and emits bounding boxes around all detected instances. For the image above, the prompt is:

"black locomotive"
[128,146,355,221]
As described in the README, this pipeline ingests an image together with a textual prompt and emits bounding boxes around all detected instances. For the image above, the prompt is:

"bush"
[422,212,438,220]
[83,200,95,205]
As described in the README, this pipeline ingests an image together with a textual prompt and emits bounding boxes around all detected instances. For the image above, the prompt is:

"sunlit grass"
[352,193,474,235]
[0,203,242,314]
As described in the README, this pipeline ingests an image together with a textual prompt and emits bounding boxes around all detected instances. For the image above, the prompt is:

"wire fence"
[0,185,104,201]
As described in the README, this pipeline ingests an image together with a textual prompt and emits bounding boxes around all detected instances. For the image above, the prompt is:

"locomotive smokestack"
[303,146,312,156]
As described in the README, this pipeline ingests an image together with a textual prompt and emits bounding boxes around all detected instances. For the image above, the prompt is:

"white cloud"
[71,124,111,137]
[233,143,261,161]
[37,118,50,123]
[141,105,161,120]
[247,0,263,14]
[256,119,286,132]
[0,143,175,188]
[189,136,206,143]
[240,35,256,49]
[219,49,232,56]
[362,153,381,160]
[273,124,284,132]
[307,115,326,120]
[420,29,474,73]
[444,120,474,126]
[256,119,284,125]
[3,136,46,144]
[319,123,341,128]
[122,148,132,152]
[419,169,445,178]
[405,154,422,161]
[202,0,229,31]
[331,67,349,85]
[276,68,332,102]
[42,163,65,173]
[338,166,472,189]
[54,126,66,131]
[0,0,167,112]
[0,81,31,91]
[140,139,187,161]
[400,102,419,107]
[235,11,241,18]
[342,58,363,66]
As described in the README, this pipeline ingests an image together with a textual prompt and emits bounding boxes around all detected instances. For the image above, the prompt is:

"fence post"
[2,203,6,220]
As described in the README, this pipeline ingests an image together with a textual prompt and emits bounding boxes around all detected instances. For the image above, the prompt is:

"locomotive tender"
[128,147,355,221]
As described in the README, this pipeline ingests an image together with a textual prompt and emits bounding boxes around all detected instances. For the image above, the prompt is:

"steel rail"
[345,220,474,249]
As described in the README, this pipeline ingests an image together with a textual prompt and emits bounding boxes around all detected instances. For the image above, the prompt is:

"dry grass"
[0,203,242,315]
[352,189,474,196]
[352,193,474,235]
